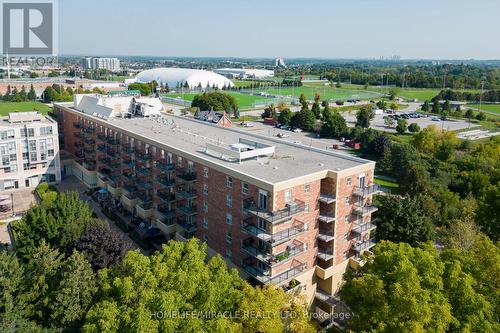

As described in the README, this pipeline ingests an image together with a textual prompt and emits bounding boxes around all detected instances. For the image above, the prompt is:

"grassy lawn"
[253,86,382,101]
[374,176,400,193]
[166,92,273,109]
[0,102,52,116]
[466,103,500,115]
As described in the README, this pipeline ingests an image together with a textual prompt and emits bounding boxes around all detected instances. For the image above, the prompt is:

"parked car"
[293,140,302,144]
[277,132,290,138]
[431,116,441,121]
[279,125,290,130]
[292,128,302,133]
[242,122,254,127]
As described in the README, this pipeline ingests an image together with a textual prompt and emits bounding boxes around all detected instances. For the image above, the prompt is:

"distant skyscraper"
[274,57,286,68]
[81,57,121,72]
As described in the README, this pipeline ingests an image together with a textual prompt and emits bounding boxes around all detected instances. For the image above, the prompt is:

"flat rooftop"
[61,104,373,185]
[0,112,55,127]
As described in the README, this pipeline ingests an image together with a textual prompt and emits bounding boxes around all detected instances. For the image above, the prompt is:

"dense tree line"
[2,188,315,332]
[433,89,500,102]
[191,91,238,115]
[1,84,37,102]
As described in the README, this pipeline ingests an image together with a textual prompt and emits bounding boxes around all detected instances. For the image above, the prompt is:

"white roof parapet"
[206,138,275,164]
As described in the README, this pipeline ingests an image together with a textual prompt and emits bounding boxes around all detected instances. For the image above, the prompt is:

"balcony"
[156,205,176,219]
[137,181,153,190]
[122,172,135,181]
[156,191,176,203]
[73,122,83,129]
[176,188,197,200]
[122,146,135,154]
[97,133,106,141]
[244,199,306,224]
[122,159,135,168]
[318,228,335,242]
[73,132,83,139]
[317,249,334,261]
[176,170,197,182]
[136,201,153,220]
[353,184,381,197]
[318,193,336,204]
[106,149,118,158]
[351,220,377,235]
[82,161,96,171]
[97,144,106,152]
[241,221,272,242]
[157,177,175,188]
[271,221,306,245]
[318,213,336,223]
[352,238,376,254]
[156,160,175,172]
[84,138,95,145]
[84,127,95,134]
[106,137,120,145]
[136,152,152,161]
[241,240,272,262]
[74,142,84,148]
[242,260,305,285]
[83,148,95,156]
[176,204,197,216]
[177,218,197,232]
[137,167,152,177]
[353,205,378,216]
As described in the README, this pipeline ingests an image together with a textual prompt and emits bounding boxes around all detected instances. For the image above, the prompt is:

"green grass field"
[466,103,500,115]
[253,86,382,101]
[166,92,274,109]
[0,102,52,116]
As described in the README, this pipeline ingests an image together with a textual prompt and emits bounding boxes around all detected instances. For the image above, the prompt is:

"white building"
[213,68,274,79]
[81,57,121,72]
[135,67,234,89]
[275,58,286,68]
[0,112,61,190]
[73,94,164,119]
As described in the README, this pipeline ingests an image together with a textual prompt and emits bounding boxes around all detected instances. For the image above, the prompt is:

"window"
[203,200,208,213]
[284,189,292,203]
[226,194,232,207]
[225,248,232,259]
[28,140,36,151]
[304,203,309,212]
[226,176,233,188]
[226,212,233,225]
[187,160,194,172]
[202,217,208,229]
[21,128,34,138]
[242,182,249,194]
[0,130,14,139]
[345,196,350,204]
[30,152,37,162]
[177,156,183,167]
[225,231,232,244]
[203,167,208,178]
[304,184,310,193]
[346,177,352,186]
[40,126,53,135]
[203,183,208,195]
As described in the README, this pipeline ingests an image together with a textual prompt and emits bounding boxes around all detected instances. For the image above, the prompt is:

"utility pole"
[479,78,485,114]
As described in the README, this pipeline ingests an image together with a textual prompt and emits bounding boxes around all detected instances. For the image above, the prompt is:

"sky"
[59,0,500,59]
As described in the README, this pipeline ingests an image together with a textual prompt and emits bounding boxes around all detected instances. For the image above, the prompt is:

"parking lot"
[342,111,472,133]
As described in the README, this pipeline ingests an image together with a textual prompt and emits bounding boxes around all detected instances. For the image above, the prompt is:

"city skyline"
[59,0,500,60]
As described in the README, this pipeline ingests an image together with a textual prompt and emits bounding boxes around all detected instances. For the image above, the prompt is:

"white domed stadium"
[136,68,234,89]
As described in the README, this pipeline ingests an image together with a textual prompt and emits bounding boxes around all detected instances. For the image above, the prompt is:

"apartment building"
[81,57,121,72]
[0,112,61,191]
[53,98,379,323]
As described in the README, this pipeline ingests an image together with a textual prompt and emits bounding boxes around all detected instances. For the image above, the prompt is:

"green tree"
[422,100,430,112]
[476,111,487,121]
[388,87,400,100]
[465,108,474,122]
[432,100,441,114]
[376,194,435,245]
[376,100,387,110]
[299,93,308,111]
[128,83,152,96]
[291,109,316,131]
[408,123,421,133]
[355,105,374,128]
[191,91,238,115]
[82,240,314,333]
[321,111,348,138]
[311,100,321,119]
[278,108,293,125]
[395,118,408,134]
[384,116,395,128]
[27,84,37,101]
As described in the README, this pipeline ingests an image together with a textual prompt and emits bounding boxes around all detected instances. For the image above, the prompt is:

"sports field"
[252,86,382,101]
[466,103,500,115]
[166,92,275,109]
[0,102,52,116]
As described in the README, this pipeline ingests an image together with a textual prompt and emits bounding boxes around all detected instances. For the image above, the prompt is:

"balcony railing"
[352,238,376,253]
[176,171,197,182]
[241,221,272,242]
[84,127,95,134]
[317,249,334,261]
[353,205,378,216]
[156,206,176,219]
[157,191,176,203]
[353,184,381,197]
[351,220,377,235]
[106,137,120,145]
[73,122,83,129]
[136,152,152,161]
[122,146,135,154]
[84,138,95,145]
[176,188,197,200]
[137,167,152,177]
[271,222,306,244]
[318,228,335,242]
[73,132,83,139]
[241,241,272,262]
[177,218,197,232]
[106,149,118,158]
[122,159,135,168]
[97,144,106,152]
[242,260,305,285]
[156,161,175,172]
[97,133,106,141]
[157,177,175,188]
[319,193,336,204]
[244,199,306,224]
[176,204,197,216]
[318,213,336,223]
[137,181,153,190]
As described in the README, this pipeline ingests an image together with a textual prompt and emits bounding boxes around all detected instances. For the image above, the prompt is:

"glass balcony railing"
[176,171,197,182]
[157,191,176,203]
[353,184,381,197]
[242,261,305,285]
[352,238,376,253]
[244,199,306,224]
[176,204,197,216]
[176,188,197,200]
